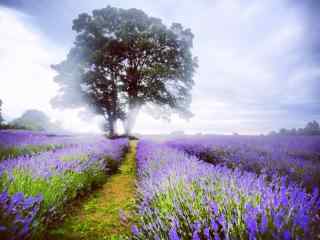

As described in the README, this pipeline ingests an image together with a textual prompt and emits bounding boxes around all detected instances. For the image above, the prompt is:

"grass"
[47,141,137,240]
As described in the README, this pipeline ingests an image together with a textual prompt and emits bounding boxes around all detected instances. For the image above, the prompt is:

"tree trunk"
[125,68,140,136]
[124,106,140,136]
[109,120,115,137]
[105,115,117,138]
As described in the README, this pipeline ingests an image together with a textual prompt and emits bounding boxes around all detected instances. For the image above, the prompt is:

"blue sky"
[0,0,319,134]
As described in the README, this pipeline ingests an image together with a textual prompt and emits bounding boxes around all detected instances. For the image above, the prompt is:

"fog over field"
[0,0,319,134]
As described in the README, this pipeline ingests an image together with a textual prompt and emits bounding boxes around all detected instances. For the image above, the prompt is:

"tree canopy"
[52,6,197,136]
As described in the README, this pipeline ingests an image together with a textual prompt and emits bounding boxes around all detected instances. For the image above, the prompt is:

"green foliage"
[0,171,10,192]
[6,166,106,213]
[135,178,261,239]
[0,157,113,238]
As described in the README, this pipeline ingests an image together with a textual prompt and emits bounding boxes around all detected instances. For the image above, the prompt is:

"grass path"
[47,141,137,240]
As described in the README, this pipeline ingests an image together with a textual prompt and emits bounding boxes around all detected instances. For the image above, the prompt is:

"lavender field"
[167,136,320,190]
[1,130,319,239]
[131,137,320,240]
[0,130,129,239]
[1,1,320,239]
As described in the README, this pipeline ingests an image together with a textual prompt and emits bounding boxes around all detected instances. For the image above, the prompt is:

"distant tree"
[304,120,320,135]
[297,128,305,135]
[290,128,297,135]
[270,120,320,136]
[279,128,289,135]
[11,110,60,131]
[268,131,277,136]
[170,130,185,136]
[52,6,197,136]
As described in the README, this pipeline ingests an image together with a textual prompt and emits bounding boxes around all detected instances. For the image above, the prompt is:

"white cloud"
[0,7,101,132]
[0,7,56,117]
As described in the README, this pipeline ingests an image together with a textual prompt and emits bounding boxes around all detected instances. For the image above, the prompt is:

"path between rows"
[47,141,137,240]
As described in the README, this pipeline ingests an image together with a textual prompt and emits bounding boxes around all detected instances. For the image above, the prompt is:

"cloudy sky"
[0,0,319,134]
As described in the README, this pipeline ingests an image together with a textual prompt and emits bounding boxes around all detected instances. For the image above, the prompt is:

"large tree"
[51,46,125,136]
[52,6,197,135]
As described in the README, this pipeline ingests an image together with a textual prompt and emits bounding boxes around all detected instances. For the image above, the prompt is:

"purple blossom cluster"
[0,191,42,240]
[0,130,74,148]
[0,137,128,178]
[133,140,320,239]
[166,136,320,189]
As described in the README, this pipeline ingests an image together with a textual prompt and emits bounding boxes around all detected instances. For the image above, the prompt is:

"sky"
[0,0,319,134]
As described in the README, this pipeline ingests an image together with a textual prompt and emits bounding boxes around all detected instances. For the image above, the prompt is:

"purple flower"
[0,226,7,232]
[12,192,24,204]
[131,225,139,235]
[283,230,291,240]
[204,227,210,238]
[273,214,282,230]
[192,231,200,240]
[217,215,226,230]
[245,215,257,234]
[214,234,221,240]
[169,226,180,240]
[295,213,309,232]
[209,200,219,215]
[211,219,219,232]
[259,213,268,233]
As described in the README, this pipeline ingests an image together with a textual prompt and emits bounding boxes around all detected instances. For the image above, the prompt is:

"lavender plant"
[0,130,73,147]
[0,191,42,240]
[0,135,129,238]
[0,130,74,161]
[132,140,320,239]
[167,136,320,189]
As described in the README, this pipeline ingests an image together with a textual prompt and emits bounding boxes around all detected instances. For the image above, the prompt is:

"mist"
[0,0,319,134]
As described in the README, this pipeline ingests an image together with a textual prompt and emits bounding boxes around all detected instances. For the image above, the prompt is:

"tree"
[51,49,125,136]
[270,120,320,136]
[290,128,297,135]
[52,6,197,136]
[10,109,60,131]
[268,131,277,136]
[279,128,289,135]
[304,120,320,135]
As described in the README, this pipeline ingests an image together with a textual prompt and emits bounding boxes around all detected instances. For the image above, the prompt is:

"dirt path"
[48,141,137,240]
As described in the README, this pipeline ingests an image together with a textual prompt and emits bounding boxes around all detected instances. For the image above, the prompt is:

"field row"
[167,136,320,190]
[0,131,129,239]
[132,139,320,239]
